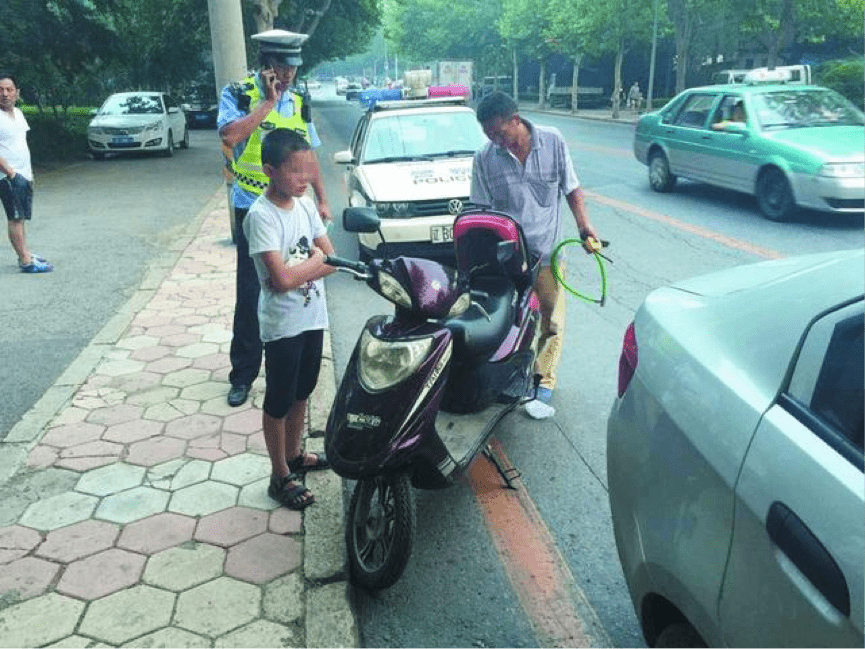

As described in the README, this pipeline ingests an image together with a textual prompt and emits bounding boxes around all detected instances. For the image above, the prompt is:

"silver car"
[608,248,864,647]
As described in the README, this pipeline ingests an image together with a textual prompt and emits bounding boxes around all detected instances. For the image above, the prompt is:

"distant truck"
[712,64,812,85]
[426,60,474,90]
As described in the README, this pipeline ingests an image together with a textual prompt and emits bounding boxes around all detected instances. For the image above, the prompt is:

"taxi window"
[711,95,746,126]
[671,93,717,128]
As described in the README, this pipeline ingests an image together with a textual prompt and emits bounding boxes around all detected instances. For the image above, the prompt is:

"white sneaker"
[524,398,556,420]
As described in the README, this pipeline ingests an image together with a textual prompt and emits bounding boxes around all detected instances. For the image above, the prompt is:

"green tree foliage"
[818,58,865,106]
[0,0,121,112]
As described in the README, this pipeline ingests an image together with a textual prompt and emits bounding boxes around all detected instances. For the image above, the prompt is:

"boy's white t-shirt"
[244,194,328,343]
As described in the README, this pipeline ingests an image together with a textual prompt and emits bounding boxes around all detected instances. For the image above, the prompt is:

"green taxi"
[633,79,865,221]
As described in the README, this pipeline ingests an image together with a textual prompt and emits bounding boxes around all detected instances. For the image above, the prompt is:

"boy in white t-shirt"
[244,128,336,510]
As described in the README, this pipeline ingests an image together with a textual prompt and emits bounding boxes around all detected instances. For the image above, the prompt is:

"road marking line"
[584,190,785,259]
[468,439,609,648]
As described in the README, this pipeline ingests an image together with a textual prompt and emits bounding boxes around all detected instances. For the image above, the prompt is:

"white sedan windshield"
[753,89,865,129]
[100,94,164,116]
[363,111,487,163]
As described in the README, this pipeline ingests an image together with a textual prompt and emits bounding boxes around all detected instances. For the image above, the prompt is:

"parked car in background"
[345,82,364,101]
[634,71,864,221]
[88,91,189,159]
[608,248,864,648]
[335,77,349,95]
[333,93,487,261]
[181,97,217,129]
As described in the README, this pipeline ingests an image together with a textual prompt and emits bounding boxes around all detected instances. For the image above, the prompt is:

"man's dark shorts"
[263,329,324,419]
[0,175,33,221]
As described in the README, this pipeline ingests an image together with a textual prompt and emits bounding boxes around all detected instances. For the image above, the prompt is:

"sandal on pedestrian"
[287,452,330,474]
[268,474,315,510]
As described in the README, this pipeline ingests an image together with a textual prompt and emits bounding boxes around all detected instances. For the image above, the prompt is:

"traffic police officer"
[218,29,331,407]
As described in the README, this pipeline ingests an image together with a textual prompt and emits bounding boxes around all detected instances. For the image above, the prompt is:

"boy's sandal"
[276,481,315,510]
[287,452,330,474]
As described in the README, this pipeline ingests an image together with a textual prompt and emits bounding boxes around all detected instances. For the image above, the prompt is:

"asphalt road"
[0,132,226,441]
[312,87,864,647]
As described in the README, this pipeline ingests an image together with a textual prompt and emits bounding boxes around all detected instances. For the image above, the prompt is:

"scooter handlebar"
[325,255,370,278]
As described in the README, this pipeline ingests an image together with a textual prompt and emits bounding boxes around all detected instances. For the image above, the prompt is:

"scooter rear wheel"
[346,473,415,590]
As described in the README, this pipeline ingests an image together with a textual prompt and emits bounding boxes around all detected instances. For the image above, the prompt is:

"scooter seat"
[445,275,515,359]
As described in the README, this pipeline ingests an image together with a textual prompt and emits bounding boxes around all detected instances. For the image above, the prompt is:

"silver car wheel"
[649,151,676,193]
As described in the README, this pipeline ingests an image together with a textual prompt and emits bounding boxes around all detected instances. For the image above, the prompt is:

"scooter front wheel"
[346,473,415,590]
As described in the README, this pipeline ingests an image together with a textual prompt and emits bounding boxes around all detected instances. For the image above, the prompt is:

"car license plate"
[431,225,453,244]
[111,136,133,144]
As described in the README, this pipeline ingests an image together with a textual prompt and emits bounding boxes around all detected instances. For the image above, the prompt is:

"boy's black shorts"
[263,329,324,419]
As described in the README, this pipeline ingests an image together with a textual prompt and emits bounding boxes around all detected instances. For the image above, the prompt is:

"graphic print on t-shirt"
[285,236,321,306]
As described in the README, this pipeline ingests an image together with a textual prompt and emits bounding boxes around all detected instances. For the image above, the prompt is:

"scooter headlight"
[358,329,433,391]
[377,270,412,309]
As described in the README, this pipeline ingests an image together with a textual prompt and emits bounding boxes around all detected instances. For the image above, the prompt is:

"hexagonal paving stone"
[175,342,220,359]
[41,422,105,448]
[146,357,193,374]
[36,520,119,562]
[210,454,270,486]
[129,345,172,362]
[75,462,146,496]
[215,619,299,648]
[168,481,238,517]
[145,458,211,491]
[20,492,99,531]
[0,556,61,602]
[262,572,305,625]
[225,533,301,584]
[108,371,164,396]
[144,399,200,423]
[269,508,302,535]
[56,440,124,472]
[117,512,196,555]
[222,408,262,435]
[161,368,212,389]
[164,413,222,440]
[102,419,165,444]
[116,334,160,351]
[143,542,225,591]
[0,525,42,564]
[238,477,280,511]
[173,577,259,638]
[179,381,228,402]
[194,507,268,547]
[126,436,187,467]
[87,403,144,426]
[57,548,146,600]
[191,352,230,371]
[121,627,208,648]
[95,486,170,524]
[0,592,85,647]
[78,585,175,645]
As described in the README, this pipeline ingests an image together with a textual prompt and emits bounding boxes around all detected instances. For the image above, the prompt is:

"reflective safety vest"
[232,75,310,195]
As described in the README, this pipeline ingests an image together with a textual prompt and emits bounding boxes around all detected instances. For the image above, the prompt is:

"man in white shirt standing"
[0,72,52,273]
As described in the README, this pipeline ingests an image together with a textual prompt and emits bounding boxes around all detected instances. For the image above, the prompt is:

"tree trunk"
[538,59,546,108]
[251,0,282,32]
[611,44,624,119]
[512,47,519,100]
[570,53,582,114]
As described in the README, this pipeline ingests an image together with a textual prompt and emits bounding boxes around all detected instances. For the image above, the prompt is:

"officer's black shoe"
[227,384,251,407]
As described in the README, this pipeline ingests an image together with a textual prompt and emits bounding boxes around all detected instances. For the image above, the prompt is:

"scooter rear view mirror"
[343,206,381,233]
[496,239,517,264]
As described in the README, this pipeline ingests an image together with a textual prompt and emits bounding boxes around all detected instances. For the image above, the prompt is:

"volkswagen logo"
[448,199,464,216]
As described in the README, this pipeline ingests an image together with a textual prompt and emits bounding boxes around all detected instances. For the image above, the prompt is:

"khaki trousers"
[534,263,566,390]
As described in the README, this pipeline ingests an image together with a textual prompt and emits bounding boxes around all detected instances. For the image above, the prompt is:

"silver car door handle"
[766,501,850,616]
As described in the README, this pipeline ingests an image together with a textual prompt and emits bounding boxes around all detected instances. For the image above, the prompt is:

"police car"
[333,84,487,261]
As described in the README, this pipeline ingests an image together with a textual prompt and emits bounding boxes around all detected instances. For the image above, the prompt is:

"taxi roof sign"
[744,67,793,84]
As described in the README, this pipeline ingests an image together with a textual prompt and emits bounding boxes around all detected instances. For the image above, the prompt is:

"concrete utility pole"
[207,0,248,99]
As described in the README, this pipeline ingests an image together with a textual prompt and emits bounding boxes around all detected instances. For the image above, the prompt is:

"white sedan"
[608,248,864,647]
[87,92,189,160]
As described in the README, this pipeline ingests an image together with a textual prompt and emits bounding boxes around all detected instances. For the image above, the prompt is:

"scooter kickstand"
[484,444,521,490]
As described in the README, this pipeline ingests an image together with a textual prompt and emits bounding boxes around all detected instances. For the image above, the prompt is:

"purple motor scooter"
[324,206,541,590]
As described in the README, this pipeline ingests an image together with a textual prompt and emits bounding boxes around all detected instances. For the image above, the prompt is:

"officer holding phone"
[218,29,332,407]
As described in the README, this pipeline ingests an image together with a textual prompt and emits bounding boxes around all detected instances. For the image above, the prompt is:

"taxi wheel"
[648,151,676,192]
[756,167,795,222]
[162,132,175,158]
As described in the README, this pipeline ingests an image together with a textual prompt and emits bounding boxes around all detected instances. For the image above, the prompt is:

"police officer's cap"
[254,29,308,66]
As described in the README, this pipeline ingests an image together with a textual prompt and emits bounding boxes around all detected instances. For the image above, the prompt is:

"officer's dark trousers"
[229,207,263,387]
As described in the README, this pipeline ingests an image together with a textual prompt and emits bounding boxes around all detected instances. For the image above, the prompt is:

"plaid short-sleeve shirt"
[470,119,579,264]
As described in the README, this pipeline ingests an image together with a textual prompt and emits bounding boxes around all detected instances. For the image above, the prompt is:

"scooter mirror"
[343,206,381,233]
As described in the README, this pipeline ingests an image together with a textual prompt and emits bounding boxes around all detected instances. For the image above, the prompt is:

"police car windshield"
[100,93,164,116]
[362,110,487,164]
[753,88,864,129]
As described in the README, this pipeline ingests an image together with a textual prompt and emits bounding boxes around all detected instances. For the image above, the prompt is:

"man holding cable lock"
[470,91,603,420]
[218,29,331,408]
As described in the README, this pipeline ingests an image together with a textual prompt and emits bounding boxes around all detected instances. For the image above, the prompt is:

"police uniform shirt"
[217,76,322,210]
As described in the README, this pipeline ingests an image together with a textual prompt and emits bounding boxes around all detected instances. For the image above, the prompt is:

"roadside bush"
[817,59,864,108]
[20,107,93,169]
